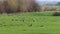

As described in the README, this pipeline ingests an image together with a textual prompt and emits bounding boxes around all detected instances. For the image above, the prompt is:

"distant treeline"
[0,0,41,14]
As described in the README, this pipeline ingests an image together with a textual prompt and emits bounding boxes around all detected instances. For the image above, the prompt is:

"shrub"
[53,12,60,16]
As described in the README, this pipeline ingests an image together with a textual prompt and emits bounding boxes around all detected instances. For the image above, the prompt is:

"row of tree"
[0,0,41,14]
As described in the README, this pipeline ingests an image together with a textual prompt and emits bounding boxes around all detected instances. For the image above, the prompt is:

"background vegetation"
[0,0,60,34]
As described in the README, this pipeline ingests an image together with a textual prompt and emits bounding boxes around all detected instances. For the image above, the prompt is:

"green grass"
[0,12,60,34]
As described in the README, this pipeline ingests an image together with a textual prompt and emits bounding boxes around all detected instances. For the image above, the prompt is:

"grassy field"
[0,11,60,34]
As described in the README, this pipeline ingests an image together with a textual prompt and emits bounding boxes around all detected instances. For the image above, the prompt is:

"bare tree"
[19,0,41,12]
[0,0,41,13]
[7,0,18,13]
